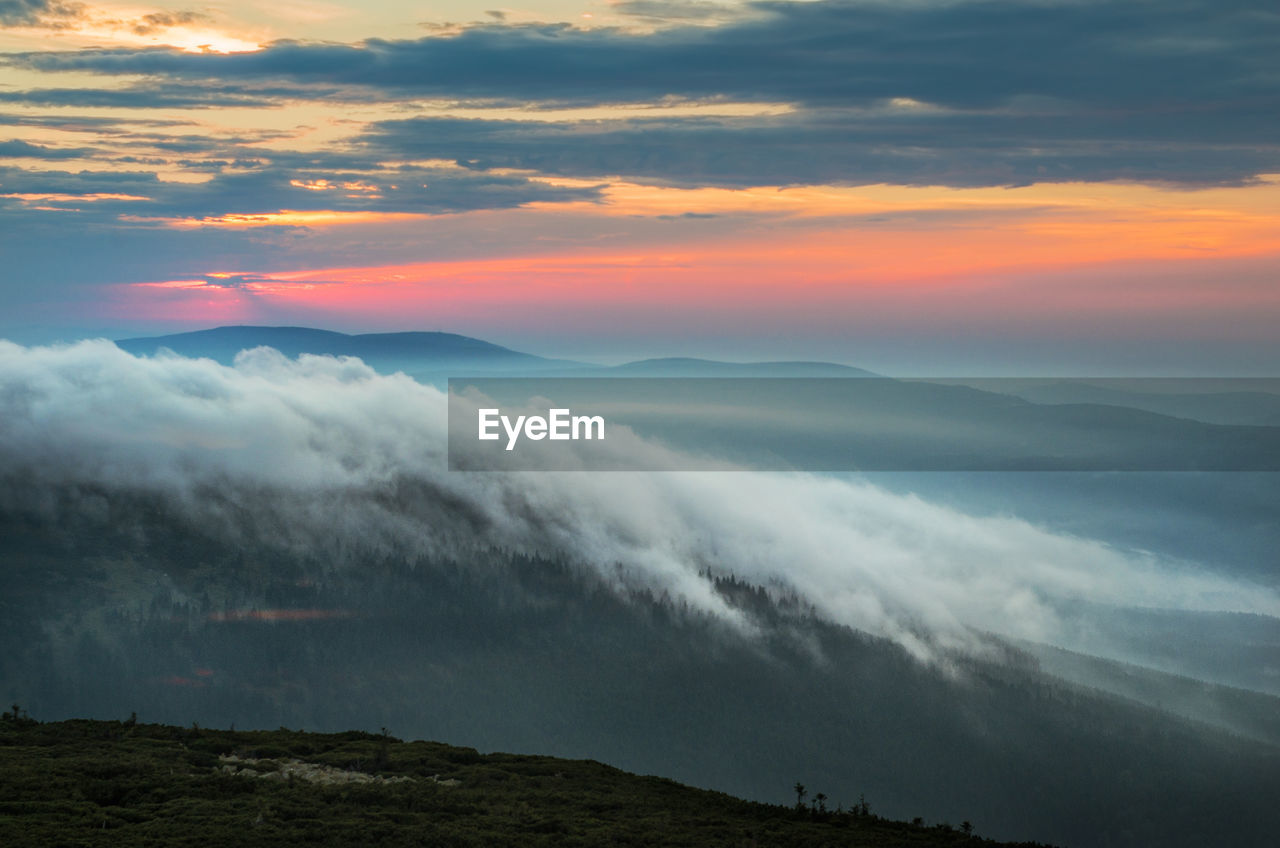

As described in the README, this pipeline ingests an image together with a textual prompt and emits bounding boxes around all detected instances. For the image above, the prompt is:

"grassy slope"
[0,717,1052,847]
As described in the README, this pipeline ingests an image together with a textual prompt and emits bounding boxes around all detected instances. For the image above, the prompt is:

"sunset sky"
[1,0,1277,371]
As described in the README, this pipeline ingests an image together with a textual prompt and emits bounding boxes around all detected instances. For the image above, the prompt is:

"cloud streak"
[0,161,600,222]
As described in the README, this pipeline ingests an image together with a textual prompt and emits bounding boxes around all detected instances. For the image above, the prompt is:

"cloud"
[0,83,340,110]
[130,10,209,36]
[0,0,85,29]
[2,340,1275,667]
[0,111,189,131]
[0,0,216,37]
[361,110,1280,188]
[0,155,603,311]
[8,0,1276,187]
[614,0,742,22]
[0,138,92,158]
[0,160,600,222]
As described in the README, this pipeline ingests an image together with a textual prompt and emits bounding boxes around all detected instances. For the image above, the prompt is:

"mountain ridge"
[115,325,577,371]
[113,325,878,377]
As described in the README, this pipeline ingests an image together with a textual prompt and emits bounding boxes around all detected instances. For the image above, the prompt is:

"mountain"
[114,328,1280,472]
[604,357,879,377]
[455,377,1280,471]
[115,326,588,378]
[115,326,883,380]
[117,327,1279,472]
[0,716,1054,846]
[9,328,1275,847]
[1000,380,1280,427]
[1016,638,1280,745]
[2,490,1278,848]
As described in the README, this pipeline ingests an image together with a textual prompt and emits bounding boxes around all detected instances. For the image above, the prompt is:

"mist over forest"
[2,338,1279,847]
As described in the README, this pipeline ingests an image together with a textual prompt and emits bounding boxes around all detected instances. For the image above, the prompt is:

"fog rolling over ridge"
[2,339,1279,847]
[4,338,1275,662]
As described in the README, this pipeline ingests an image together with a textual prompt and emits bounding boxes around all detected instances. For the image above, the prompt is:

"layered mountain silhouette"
[114,326,881,378]
[117,326,1280,471]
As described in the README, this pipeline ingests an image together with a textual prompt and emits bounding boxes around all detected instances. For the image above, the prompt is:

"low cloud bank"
[2,339,1275,665]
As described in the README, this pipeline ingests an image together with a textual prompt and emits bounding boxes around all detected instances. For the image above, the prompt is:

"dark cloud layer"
[0,138,90,158]
[7,0,1277,187]
[15,0,1275,108]
[362,110,1280,188]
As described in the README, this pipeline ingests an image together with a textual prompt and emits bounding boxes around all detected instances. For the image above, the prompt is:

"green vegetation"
[0,714,1052,847]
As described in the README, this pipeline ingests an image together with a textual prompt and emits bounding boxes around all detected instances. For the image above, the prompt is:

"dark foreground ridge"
[0,715,1054,847]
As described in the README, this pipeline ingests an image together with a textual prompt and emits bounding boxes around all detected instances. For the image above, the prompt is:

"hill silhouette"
[115,325,582,377]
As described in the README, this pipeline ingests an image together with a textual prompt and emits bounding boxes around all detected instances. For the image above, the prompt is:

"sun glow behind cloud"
[0,4,265,53]
[145,210,432,228]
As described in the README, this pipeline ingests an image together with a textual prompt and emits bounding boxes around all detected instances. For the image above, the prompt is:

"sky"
[1,0,1277,371]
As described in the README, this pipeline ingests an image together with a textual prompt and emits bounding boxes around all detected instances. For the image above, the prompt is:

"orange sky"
[110,178,1280,362]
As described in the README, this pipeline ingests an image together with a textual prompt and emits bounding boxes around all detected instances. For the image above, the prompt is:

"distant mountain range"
[114,326,878,379]
[605,357,877,377]
[115,329,1280,464]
